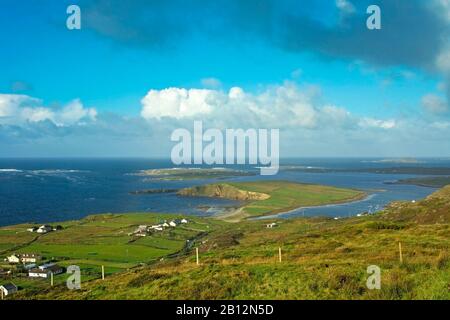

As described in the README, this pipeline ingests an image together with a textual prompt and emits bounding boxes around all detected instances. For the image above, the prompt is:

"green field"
[0,213,221,291]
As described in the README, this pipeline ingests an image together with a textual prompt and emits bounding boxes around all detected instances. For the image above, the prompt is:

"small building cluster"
[27,224,63,234]
[2,253,63,280]
[5,253,41,264]
[28,263,64,278]
[129,218,189,237]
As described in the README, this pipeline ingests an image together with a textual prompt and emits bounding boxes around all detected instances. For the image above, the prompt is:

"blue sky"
[0,0,449,157]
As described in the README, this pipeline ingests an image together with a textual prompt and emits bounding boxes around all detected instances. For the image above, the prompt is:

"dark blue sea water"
[0,158,448,226]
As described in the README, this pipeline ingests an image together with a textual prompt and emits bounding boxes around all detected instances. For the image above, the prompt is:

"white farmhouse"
[29,264,63,278]
[5,254,20,264]
[169,221,177,227]
[0,283,18,296]
[37,225,53,234]
[20,253,40,263]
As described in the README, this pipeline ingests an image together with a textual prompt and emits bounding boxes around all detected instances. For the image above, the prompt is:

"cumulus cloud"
[140,82,397,132]
[140,88,219,120]
[0,94,97,126]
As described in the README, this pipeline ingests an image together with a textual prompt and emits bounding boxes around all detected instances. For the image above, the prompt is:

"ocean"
[0,157,447,226]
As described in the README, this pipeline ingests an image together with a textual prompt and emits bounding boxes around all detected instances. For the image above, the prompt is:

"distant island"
[387,176,450,188]
[283,166,450,175]
[361,158,423,164]
[133,167,256,181]
[178,181,367,221]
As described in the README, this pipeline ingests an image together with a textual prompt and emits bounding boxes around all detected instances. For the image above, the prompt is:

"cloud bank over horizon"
[1,78,450,157]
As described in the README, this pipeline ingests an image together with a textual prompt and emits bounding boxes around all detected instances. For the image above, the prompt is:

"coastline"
[213,189,370,222]
[250,192,375,220]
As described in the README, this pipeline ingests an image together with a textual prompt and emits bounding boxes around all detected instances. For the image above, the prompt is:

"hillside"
[382,185,450,224]
[8,186,450,300]
[0,213,220,292]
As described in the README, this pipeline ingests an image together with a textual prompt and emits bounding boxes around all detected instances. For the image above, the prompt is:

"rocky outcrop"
[178,184,270,201]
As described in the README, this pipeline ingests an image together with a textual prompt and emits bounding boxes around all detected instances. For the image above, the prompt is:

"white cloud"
[0,94,97,126]
[140,88,220,120]
[359,118,396,129]
[0,94,39,118]
[57,99,97,125]
[140,82,398,132]
[422,94,448,114]
[436,47,450,74]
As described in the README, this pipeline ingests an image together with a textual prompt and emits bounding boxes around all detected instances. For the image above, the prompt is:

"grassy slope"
[180,180,366,218]
[11,186,450,300]
[0,213,221,292]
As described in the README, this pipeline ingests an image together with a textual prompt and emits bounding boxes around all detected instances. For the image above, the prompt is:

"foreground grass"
[10,186,450,300]
[12,216,449,300]
[4,186,450,300]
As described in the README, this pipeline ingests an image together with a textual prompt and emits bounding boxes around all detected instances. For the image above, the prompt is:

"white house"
[136,225,148,232]
[169,221,177,227]
[37,225,53,234]
[5,254,20,264]
[266,223,278,229]
[20,253,40,263]
[162,222,170,228]
[29,269,50,278]
[135,232,147,237]
[27,227,38,232]
[181,219,188,224]
[29,264,63,278]
[0,283,18,296]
